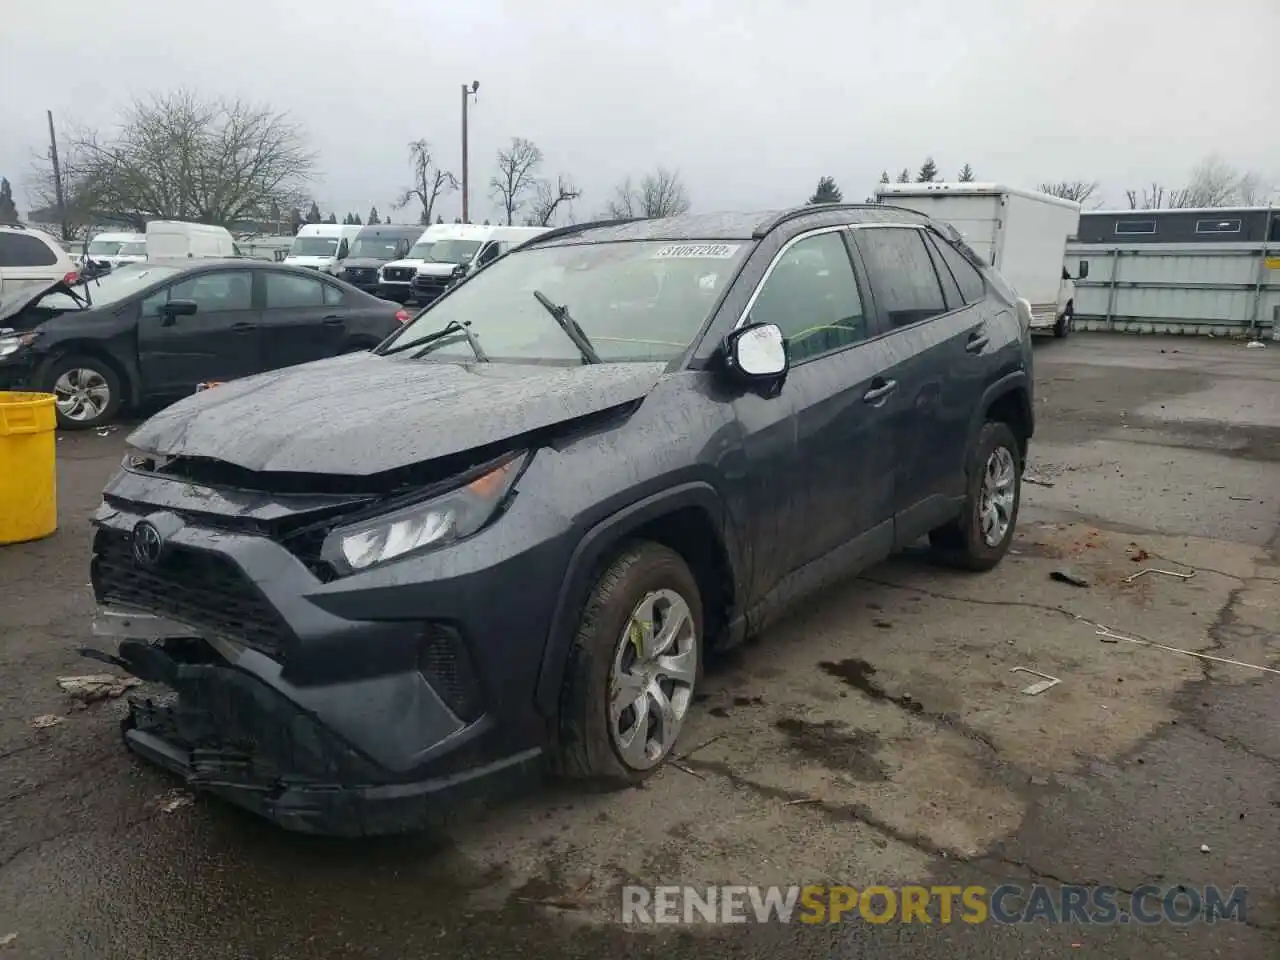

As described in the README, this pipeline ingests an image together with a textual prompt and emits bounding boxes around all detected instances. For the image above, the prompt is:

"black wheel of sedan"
[554,542,703,784]
[1054,306,1073,339]
[44,355,122,430]
[929,420,1021,571]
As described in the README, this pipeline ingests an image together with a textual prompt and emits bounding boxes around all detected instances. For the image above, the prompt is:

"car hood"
[127,351,668,476]
[416,262,458,277]
[341,258,386,270]
[0,279,80,327]
[382,258,424,271]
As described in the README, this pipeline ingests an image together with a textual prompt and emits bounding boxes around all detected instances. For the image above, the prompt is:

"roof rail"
[751,202,928,238]
[515,217,649,250]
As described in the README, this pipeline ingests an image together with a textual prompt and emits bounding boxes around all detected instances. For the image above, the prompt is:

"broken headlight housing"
[0,332,37,358]
[320,452,528,574]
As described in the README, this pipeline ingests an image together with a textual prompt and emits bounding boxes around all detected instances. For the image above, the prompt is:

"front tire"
[44,355,123,430]
[929,421,1021,571]
[554,542,703,785]
[1054,306,1073,339]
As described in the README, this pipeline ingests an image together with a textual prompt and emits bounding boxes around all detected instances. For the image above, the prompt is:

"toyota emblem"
[131,520,164,567]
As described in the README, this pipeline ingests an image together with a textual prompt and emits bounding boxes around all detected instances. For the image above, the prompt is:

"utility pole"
[46,110,69,241]
[460,81,479,223]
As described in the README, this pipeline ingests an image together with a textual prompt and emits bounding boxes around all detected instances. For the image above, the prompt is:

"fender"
[34,339,143,407]
[534,480,735,718]
[968,370,1034,463]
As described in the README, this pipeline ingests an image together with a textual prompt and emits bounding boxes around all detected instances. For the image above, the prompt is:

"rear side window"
[322,282,345,306]
[0,233,59,267]
[266,272,325,308]
[855,227,947,328]
[929,235,987,304]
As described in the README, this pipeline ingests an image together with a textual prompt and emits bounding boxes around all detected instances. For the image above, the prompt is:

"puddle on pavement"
[817,658,925,715]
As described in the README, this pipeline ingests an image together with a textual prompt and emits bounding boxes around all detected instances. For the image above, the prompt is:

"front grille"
[411,276,448,298]
[418,624,483,722]
[93,528,292,658]
[383,267,415,282]
[344,268,376,285]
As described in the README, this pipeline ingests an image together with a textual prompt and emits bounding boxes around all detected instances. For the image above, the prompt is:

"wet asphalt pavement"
[1,334,1278,958]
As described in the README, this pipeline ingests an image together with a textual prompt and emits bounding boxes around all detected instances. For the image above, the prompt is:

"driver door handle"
[862,378,898,405]
[230,322,257,334]
[322,315,344,325]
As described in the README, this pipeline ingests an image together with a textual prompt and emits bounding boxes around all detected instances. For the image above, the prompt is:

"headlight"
[0,333,37,358]
[321,453,528,574]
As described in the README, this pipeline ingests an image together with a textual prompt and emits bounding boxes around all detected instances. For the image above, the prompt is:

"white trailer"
[874,182,1087,337]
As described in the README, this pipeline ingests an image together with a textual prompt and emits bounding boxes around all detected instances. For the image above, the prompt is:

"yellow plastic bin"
[0,392,58,544]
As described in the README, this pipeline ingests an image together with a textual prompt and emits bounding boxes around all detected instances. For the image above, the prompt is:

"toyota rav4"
[87,205,1034,835]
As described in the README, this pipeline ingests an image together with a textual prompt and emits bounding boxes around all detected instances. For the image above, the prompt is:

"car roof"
[535,204,934,246]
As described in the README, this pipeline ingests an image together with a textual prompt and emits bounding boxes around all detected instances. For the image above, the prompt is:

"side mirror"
[160,299,198,324]
[723,322,787,382]
[1077,260,1089,279]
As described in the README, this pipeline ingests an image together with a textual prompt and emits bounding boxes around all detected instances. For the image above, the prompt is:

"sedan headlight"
[321,453,528,574]
[0,332,37,358]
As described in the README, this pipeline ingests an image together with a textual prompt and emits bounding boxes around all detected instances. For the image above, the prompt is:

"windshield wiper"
[381,319,488,362]
[531,290,601,364]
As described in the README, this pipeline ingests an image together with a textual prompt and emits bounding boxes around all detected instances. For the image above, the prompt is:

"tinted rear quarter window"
[855,227,947,328]
[266,272,325,308]
[0,233,58,267]
[930,235,987,304]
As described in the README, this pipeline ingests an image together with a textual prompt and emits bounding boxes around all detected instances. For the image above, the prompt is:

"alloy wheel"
[979,445,1017,546]
[53,368,111,422]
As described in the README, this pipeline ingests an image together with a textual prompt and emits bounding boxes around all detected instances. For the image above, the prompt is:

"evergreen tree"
[325,212,337,224]
[306,201,322,223]
[807,176,843,204]
[289,208,303,234]
[916,157,938,183]
[958,163,976,182]
[0,178,18,223]
[367,206,381,225]
[879,171,891,184]
[436,214,444,224]
[896,168,911,183]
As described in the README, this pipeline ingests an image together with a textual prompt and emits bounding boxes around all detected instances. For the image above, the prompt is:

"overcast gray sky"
[4,0,1278,224]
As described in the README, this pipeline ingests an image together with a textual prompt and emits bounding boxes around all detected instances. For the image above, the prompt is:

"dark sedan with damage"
[0,260,410,429]
[86,206,1034,835]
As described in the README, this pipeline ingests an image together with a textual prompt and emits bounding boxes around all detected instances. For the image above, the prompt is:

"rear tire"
[929,421,1021,571]
[554,542,703,785]
[43,354,123,430]
[1054,306,1073,339]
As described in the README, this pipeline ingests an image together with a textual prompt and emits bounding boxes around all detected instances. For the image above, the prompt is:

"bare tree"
[1038,180,1101,206]
[1125,184,1192,210]
[603,176,637,218]
[29,91,314,230]
[529,174,581,226]
[1184,155,1259,207]
[489,137,543,225]
[394,140,457,226]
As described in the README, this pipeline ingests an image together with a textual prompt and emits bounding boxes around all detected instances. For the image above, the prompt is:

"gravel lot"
[1,334,1277,959]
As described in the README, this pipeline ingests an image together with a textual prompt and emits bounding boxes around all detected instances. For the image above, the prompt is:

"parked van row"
[377,223,549,303]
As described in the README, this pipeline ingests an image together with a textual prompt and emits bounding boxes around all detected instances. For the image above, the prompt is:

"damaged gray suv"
[88,205,1034,835]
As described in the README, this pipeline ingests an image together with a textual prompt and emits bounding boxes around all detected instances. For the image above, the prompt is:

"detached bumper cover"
[97,606,543,836]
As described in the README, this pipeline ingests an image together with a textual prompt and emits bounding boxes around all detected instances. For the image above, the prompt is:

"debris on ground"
[94,425,118,436]
[515,875,595,910]
[1051,568,1091,588]
[1123,567,1195,584]
[1245,340,1266,349]
[30,714,64,729]
[1200,844,1211,853]
[1129,547,1151,562]
[157,790,194,814]
[1024,475,1055,488]
[57,674,142,703]
[1011,667,1061,696]
[1093,624,1280,676]
[1228,495,1251,502]
[0,932,16,948]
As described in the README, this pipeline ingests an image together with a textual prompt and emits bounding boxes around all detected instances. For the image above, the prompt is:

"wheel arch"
[38,342,138,407]
[974,373,1033,468]
[535,482,740,719]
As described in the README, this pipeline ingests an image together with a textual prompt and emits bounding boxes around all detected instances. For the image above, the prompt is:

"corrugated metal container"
[1065,241,1280,336]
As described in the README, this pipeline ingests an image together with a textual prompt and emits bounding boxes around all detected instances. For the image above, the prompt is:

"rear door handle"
[862,379,898,404]
[322,315,344,326]
[966,330,989,353]
[230,322,257,333]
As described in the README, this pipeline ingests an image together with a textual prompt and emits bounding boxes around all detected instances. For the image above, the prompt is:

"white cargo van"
[83,231,147,271]
[874,182,1088,338]
[283,223,362,274]
[393,224,550,304]
[145,221,238,260]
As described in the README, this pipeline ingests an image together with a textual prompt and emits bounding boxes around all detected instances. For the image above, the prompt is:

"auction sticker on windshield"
[651,244,741,259]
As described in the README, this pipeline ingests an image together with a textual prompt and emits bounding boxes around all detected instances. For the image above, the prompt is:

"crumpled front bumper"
[93,606,543,837]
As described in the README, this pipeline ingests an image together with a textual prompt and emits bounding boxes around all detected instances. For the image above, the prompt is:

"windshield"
[86,240,126,256]
[427,239,483,264]
[349,237,404,260]
[40,264,181,310]
[382,240,748,364]
[119,242,147,256]
[406,240,435,260]
[289,236,340,257]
